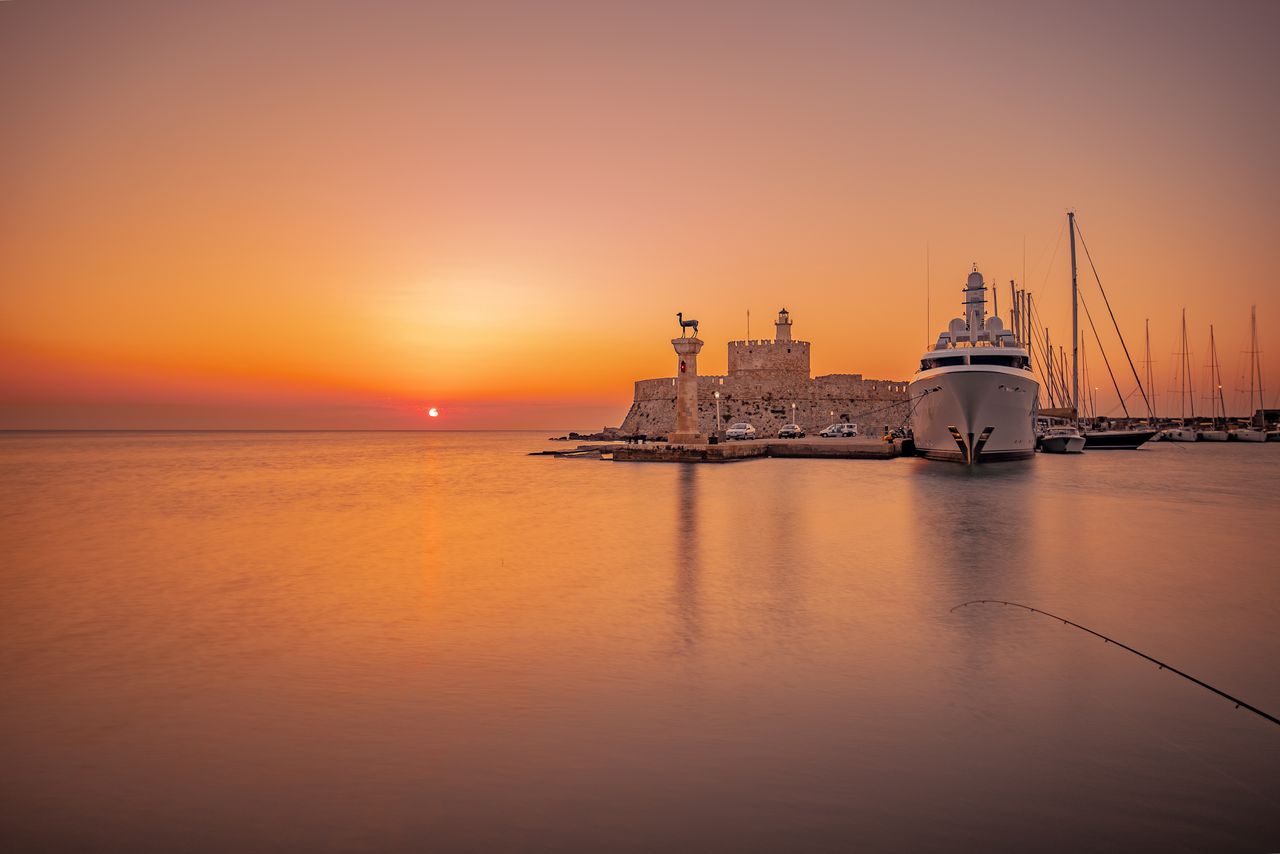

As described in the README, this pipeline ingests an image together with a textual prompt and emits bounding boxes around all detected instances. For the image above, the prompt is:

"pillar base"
[668,432,708,445]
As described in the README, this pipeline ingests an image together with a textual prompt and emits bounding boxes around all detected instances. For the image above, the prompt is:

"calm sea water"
[1,431,1277,852]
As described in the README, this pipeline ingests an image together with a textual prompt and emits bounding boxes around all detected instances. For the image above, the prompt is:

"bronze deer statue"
[676,312,699,338]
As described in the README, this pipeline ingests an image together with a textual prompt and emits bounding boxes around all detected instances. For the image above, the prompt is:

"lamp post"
[791,402,796,427]
[714,390,722,436]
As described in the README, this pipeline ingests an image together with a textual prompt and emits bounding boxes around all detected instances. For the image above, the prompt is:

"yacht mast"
[1069,211,1079,414]
[1009,281,1017,344]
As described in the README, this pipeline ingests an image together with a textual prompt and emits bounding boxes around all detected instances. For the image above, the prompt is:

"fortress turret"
[728,309,810,377]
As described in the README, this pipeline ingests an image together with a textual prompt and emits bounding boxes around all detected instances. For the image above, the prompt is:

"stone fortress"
[619,309,911,438]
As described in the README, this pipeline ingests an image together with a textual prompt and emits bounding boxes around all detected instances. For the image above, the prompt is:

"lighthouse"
[775,308,792,342]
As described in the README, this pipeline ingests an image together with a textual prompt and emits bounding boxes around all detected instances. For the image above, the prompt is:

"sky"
[2,0,1278,429]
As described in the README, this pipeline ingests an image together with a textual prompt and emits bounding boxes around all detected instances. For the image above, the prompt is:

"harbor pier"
[610,437,905,463]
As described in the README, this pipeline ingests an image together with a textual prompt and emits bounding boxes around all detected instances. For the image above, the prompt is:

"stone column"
[669,336,706,444]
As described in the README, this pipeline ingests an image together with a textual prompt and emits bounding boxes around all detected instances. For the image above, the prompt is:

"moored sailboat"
[1165,309,1198,442]
[1198,324,1228,441]
[1235,306,1268,442]
[1063,212,1157,450]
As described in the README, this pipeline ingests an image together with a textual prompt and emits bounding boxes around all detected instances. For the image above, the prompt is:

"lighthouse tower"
[775,308,792,342]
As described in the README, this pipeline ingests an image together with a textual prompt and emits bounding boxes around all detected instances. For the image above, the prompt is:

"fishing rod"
[951,599,1279,727]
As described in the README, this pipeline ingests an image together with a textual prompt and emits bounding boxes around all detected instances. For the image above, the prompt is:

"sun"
[427,407,439,418]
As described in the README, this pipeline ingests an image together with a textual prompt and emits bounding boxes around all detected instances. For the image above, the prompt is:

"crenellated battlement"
[727,338,810,376]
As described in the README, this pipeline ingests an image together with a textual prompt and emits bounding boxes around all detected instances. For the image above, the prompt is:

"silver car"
[725,422,756,440]
[819,423,858,438]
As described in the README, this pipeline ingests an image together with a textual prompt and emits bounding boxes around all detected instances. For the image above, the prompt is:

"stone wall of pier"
[620,372,910,437]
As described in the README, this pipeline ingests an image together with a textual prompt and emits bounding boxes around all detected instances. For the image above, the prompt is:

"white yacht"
[1039,422,1085,454]
[910,267,1039,463]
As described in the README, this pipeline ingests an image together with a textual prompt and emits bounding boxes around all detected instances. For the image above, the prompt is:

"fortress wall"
[631,375,727,401]
[620,372,910,437]
[727,340,810,376]
[632,377,674,400]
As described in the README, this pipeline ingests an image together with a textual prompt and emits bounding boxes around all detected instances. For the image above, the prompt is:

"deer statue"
[676,312,699,338]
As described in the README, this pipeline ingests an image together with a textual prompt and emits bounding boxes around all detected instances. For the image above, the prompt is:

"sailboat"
[1164,309,1198,442]
[1064,212,1157,450]
[1236,306,1268,442]
[1198,325,1228,441]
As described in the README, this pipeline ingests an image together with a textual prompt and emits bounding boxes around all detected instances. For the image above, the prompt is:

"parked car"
[819,423,858,438]
[724,422,756,440]
[778,424,805,438]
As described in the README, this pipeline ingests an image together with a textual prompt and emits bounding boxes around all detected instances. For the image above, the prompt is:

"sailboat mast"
[1180,309,1195,421]
[1081,337,1090,419]
[1250,305,1264,422]
[1210,324,1226,426]
[1069,211,1079,414]
[1143,319,1156,424]
[1060,347,1069,406]
[1046,327,1054,408]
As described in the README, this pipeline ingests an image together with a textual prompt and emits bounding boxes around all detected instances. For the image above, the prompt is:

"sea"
[1,431,1277,852]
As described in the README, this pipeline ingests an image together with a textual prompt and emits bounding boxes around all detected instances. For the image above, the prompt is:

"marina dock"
[608,437,906,463]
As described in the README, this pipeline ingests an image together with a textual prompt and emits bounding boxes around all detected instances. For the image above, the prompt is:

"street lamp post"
[791,402,796,427]
[714,390,722,436]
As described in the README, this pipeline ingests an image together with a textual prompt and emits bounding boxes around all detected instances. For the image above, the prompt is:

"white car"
[819,423,858,438]
[724,422,756,440]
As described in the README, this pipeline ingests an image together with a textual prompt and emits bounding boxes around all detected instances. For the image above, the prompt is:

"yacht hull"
[1234,429,1266,442]
[1041,434,1085,453]
[1198,430,1228,442]
[909,367,1038,464]
[1082,429,1159,449]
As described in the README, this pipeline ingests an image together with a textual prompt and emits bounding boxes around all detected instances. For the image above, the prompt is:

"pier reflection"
[758,465,806,638]
[671,464,702,654]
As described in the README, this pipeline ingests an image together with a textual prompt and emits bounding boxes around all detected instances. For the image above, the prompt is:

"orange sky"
[2,0,1278,429]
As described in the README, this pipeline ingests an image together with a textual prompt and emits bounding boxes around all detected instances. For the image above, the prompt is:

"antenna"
[1022,235,1026,293]
[926,242,931,348]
